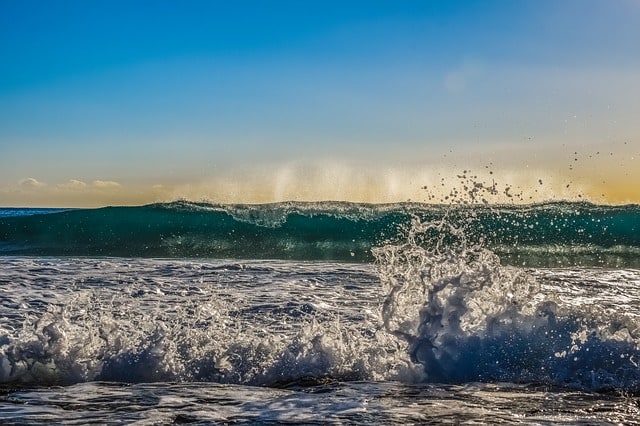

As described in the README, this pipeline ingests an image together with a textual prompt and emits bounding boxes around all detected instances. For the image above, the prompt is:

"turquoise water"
[1,201,638,266]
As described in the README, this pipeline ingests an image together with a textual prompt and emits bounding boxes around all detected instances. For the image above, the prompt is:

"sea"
[1,200,640,424]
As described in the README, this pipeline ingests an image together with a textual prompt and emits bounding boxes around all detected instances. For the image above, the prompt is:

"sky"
[1,0,639,207]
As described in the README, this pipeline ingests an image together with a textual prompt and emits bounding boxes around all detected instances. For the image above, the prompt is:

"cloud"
[18,178,46,188]
[92,180,121,189]
[54,179,122,190]
[57,179,88,190]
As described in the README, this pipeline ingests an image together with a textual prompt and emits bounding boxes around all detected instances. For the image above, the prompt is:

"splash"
[373,214,640,390]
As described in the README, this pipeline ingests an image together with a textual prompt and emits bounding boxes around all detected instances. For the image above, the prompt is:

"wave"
[1,242,640,392]
[1,200,639,267]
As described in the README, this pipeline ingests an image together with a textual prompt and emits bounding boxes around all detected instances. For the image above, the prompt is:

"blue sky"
[1,0,639,206]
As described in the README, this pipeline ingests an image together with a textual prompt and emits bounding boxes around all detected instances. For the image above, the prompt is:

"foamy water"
[1,204,640,423]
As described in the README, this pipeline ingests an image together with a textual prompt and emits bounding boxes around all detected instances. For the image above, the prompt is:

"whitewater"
[1,201,640,424]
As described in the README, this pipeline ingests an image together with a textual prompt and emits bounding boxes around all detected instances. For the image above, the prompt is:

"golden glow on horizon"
[1,159,638,207]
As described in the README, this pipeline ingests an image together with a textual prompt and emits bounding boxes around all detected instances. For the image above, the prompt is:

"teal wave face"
[0,201,639,267]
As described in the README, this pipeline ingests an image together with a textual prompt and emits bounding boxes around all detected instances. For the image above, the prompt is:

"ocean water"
[1,201,640,424]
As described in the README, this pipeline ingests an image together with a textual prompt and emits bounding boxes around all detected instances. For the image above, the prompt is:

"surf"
[1,211,640,393]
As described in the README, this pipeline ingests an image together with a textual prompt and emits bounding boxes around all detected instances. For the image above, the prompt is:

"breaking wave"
[1,200,639,267]
[1,213,640,393]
